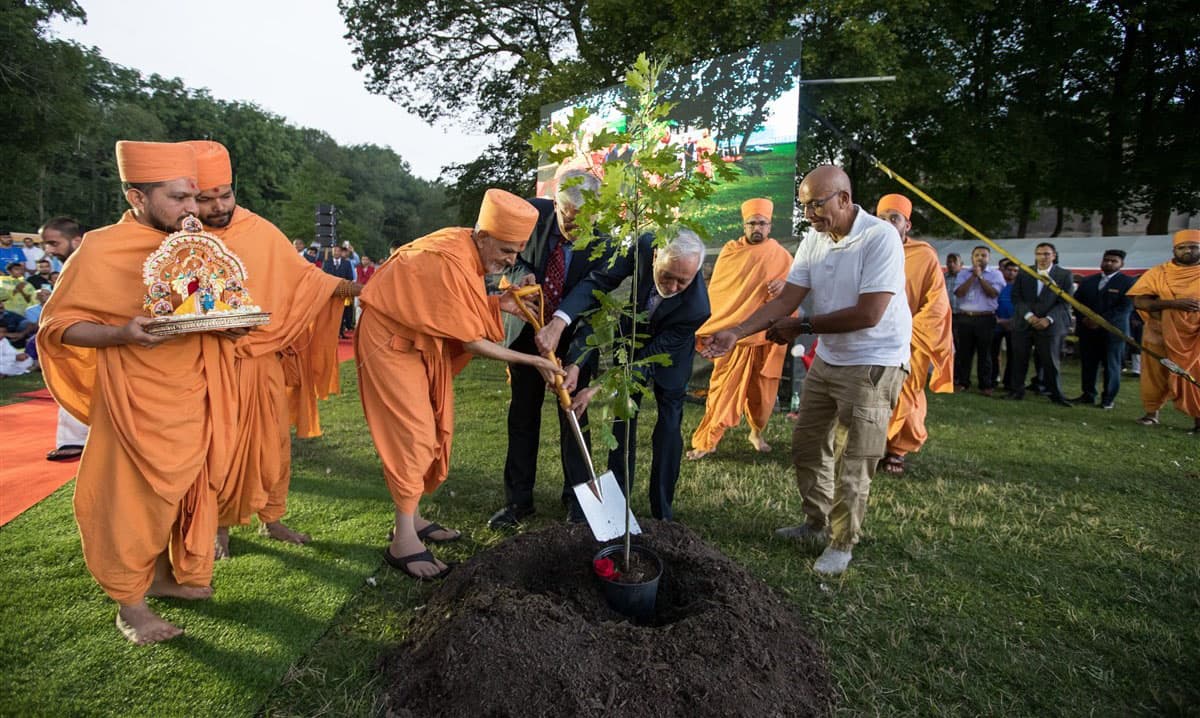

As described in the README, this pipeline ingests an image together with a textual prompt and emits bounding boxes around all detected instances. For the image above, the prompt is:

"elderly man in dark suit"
[1072,249,1135,409]
[1004,242,1074,405]
[488,169,613,528]
[542,229,710,521]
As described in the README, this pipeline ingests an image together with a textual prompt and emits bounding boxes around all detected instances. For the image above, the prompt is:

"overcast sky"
[49,0,495,180]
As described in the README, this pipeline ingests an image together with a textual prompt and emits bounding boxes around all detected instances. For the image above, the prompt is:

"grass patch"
[1,359,1197,716]
[0,371,45,405]
[695,141,797,243]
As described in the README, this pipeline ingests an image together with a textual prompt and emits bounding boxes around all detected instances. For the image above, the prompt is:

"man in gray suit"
[1004,242,1074,406]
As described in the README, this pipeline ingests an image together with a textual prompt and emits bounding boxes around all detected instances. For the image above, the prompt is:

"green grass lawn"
[693,141,797,244]
[1,358,1197,716]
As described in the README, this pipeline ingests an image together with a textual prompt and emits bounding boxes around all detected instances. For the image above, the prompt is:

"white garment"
[0,338,33,376]
[56,406,89,447]
[22,245,44,271]
[786,206,912,367]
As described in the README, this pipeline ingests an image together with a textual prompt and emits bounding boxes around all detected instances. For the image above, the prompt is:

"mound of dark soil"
[378,521,834,717]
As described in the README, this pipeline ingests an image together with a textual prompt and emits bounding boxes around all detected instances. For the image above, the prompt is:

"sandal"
[46,445,84,462]
[1135,415,1160,426]
[386,522,462,544]
[382,547,453,581]
[878,453,906,476]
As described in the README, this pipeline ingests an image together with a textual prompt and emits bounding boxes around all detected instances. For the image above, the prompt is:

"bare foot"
[686,448,713,461]
[214,526,230,560]
[748,430,771,453]
[116,602,183,646]
[262,521,311,545]
[146,578,213,600]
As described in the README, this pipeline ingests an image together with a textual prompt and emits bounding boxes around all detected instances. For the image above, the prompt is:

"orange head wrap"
[740,198,773,221]
[876,193,912,221]
[115,141,197,184]
[476,189,538,244]
[1173,229,1200,247]
[185,140,232,189]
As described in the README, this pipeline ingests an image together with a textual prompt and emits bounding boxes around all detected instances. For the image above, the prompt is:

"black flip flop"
[382,547,453,581]
[46,445,83,462]
[386,522,462,544]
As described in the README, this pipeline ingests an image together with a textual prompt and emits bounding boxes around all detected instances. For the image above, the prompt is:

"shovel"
[504,280,641,542]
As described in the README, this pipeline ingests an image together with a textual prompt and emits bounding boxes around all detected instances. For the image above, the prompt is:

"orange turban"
[741,198,773,220]
[186,140,232,189]
[115,141,197,184]
[477,189,538,244]
[1174,229,1200,247]
[876,194,912,220]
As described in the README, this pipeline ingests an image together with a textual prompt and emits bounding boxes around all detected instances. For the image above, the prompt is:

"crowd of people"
[8,137,1198,647]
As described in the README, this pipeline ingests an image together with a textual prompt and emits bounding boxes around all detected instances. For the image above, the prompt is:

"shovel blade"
[572,471,641,542]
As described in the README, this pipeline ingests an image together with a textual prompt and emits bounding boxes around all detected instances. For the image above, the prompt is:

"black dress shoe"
[1069,394,1096,405]
[487,504,535,529]
[1049,396,1073,407]
[1000,392,1024,400]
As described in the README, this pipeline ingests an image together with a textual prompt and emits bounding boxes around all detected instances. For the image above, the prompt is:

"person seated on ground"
[27,259,54,290]
[24,288,51,325]
[1,298,35,348]
[0,262,36,316]
[0,336,34,376]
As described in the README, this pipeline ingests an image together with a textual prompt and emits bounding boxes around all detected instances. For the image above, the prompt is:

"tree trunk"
[1050,205,1064,238]
[1145,190,1172,235]
[1101,207,1120,236]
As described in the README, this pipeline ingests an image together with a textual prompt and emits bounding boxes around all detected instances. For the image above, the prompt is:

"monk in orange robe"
[38,141,243,645]
[186,140,357,557]
[876,194,954,474]
[1127,229,1200,432]
[688,198,792,459]
[357,189,564,579]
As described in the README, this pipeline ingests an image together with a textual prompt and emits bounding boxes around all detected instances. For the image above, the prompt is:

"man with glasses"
[701,165,910,576]
[688,198,793,460]
[1005,242,1074,406]
[953,246,1005,394]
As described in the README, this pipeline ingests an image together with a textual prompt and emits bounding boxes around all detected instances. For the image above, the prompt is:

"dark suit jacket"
[559,233,710,392]
[503,197,613,362]
[1073,271,1134,333]
[322,257,355,282]
[1012,265,1073,336]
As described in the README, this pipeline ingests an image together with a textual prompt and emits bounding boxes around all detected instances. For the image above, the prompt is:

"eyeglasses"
[799,190,841,214]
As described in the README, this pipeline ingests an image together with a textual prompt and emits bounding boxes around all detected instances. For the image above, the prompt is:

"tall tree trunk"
[1050,205,1064,238]
[1145,190,1172,234]
[1101,16,1140,237]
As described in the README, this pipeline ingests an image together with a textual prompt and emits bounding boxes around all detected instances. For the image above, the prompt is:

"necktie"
[645,292,663,318]
[543,241,566,316]
[1098,273,1111,291]
[1037,269,1048,295]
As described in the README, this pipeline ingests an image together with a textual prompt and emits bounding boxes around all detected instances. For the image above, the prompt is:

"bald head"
[798,165,856,239]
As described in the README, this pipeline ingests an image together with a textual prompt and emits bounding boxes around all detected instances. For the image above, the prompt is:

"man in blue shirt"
[952,246,1006,394]
[991,259,1019,391]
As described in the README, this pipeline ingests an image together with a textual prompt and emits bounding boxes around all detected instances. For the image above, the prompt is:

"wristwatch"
[799,318,814,335]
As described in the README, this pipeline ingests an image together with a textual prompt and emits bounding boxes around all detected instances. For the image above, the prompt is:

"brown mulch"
[378,520,835,717]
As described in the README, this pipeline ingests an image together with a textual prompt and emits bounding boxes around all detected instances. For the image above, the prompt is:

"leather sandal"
[386,522,461,544]
[46,445,84,462]
[382,547,453,581]
[878,453,906,476]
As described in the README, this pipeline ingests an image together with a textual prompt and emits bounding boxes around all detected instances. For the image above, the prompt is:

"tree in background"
[342,0,1197,237]
[0,2,455,262]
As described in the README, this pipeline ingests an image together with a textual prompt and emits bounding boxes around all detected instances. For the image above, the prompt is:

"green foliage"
[0,11,454,259]
[344,0,1197,238]
[534,56,734,551]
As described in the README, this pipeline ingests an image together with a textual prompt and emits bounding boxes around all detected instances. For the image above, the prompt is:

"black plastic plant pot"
[593,544,662,623]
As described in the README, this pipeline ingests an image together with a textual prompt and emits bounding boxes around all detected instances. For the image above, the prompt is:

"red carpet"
[0,391,78,527]
[1,342,357,528]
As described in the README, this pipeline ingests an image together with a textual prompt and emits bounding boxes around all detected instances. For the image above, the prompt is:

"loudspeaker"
[315,204,337,247]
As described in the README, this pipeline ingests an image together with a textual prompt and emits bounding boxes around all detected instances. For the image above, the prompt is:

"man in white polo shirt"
[701,165,911,575]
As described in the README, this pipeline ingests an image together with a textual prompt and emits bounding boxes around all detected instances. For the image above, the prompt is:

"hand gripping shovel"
[504,281,641,542]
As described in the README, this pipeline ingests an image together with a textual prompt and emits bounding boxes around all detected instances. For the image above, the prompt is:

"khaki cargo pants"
[791,356,908,551]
